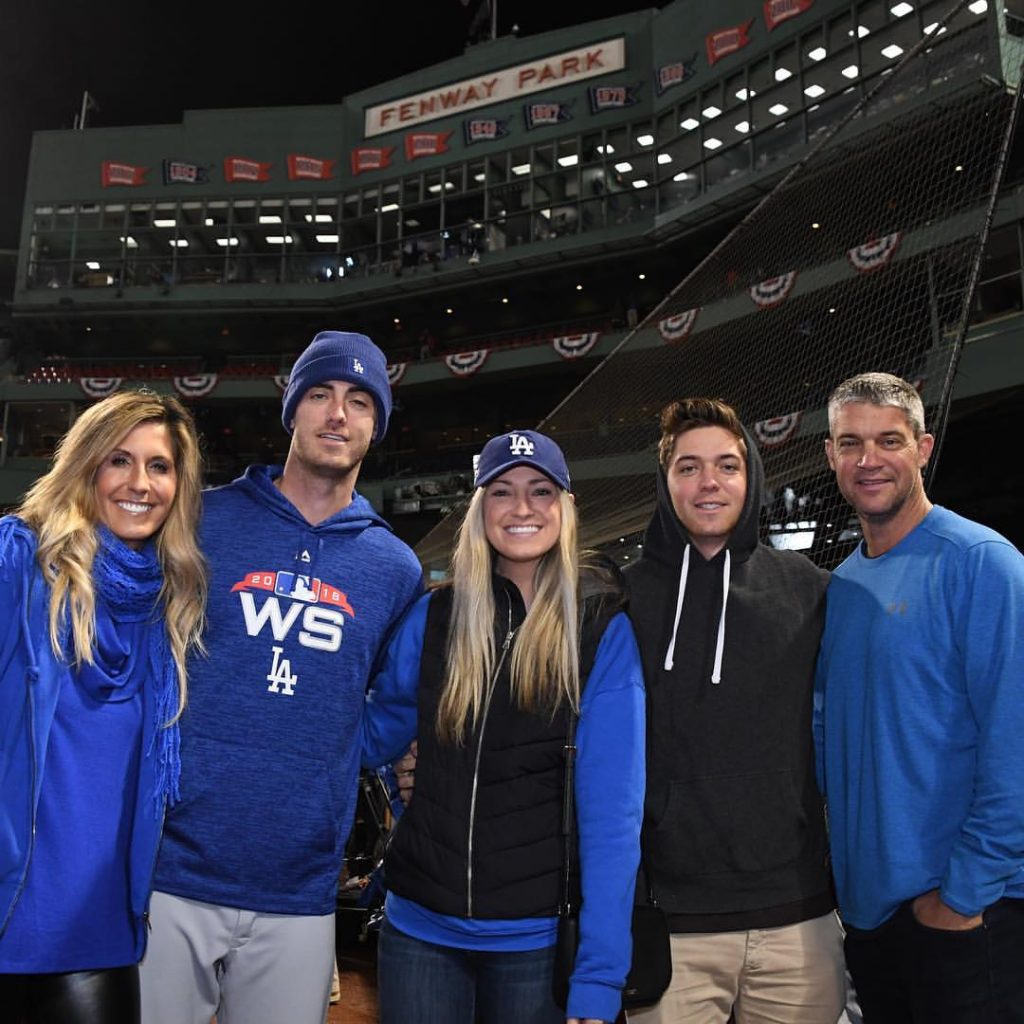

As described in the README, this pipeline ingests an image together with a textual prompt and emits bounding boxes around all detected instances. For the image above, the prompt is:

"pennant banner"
[750,271,798,308]
[444,350,489,377]
[287,155,335,181]
[552,332,601,360]
[172,374,218,398]
[707,19,754,66]
[463,117,511,145]
[386,362,408,386]
[224,157,272,183]
[351,146,394,176]
[764,0,814,31]
[658,308,701,343]
[405,131,452,161]
[753,411,803,447]
[162,160,210,186]
[272,374,289,391]
[656,55,698,95]
[588,83,641,114]
[847,232,903,273]
[101,161,147,187]
[524,102,573,130]
[79,377,123,399]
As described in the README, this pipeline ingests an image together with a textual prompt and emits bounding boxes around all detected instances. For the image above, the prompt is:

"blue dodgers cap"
[281,331,392,442]
[473,430,571,491]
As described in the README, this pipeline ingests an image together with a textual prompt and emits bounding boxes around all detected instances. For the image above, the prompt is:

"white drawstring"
[663,545,690,671]
[710,549,731,685]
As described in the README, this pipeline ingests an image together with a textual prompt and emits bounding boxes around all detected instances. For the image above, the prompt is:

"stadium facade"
[5,0,1023,553]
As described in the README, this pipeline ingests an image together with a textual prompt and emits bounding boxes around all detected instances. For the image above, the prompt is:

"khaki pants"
[627,912,846,1024]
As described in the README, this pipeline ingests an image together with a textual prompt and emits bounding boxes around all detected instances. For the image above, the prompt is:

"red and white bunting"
[101,161,147,187]
[79,377,123,399]
[753,411,802,447]
[287,155,335,181]
[658,308,700,343]
[223,157,272,183]
[847,232,903,273]
[764,0,814,31]
[272,374,289,391]
[172,374,218,399]
[707,19,754,66]
[552,332,601,360]
[444,350,489,377]
[387,362,408,386]
[750,272,798,309]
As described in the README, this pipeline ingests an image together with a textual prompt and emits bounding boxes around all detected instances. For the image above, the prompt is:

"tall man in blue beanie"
[140,332,423,1024]
[815,372,1024,1023]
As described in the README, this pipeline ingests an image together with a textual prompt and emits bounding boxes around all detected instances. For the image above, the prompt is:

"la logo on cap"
[508,433,534,456]
[353,358,365,374]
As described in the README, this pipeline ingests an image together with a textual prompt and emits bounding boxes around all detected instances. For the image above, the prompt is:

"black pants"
[844,897,1024,1024]
[0,965,139,1024]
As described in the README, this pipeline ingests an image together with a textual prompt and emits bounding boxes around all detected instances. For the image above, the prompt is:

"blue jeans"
[844,897,1024,1023]
[377,918,564,1024]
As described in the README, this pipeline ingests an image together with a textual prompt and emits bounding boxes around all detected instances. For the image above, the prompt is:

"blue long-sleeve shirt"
[814,506,1024,929]
[363,593,646,1023]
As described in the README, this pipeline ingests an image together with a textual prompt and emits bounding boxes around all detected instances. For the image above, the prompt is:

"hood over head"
[637,423,765,684]
[641,422,765,570]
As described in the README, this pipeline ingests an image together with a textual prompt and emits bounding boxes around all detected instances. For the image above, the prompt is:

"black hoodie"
[624,428,834,931]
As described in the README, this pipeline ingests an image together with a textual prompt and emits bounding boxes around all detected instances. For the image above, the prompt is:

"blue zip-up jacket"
[154,465,423,915]
[0,516,167,961]
[362,584,646,1023]
[814,506,1024,929]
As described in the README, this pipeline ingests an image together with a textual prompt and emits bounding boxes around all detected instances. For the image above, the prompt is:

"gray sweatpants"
[139,890,335,1024]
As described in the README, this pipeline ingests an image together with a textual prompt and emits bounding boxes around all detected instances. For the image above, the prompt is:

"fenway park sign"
[364,38,625,137]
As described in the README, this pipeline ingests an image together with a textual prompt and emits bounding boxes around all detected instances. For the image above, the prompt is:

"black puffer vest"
[384,567,623,919]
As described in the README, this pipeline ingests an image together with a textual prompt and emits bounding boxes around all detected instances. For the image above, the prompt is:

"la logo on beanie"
[353,358,365,374]
[508,433,535,456]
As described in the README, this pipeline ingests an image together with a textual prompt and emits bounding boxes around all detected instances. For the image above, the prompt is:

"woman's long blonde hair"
[17,390,207,717]
[436,487,580,744]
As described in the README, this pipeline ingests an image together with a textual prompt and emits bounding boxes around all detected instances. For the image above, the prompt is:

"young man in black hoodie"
[625,398,845,1024]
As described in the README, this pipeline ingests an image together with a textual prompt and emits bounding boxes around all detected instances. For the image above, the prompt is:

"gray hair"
[827,372,926,438]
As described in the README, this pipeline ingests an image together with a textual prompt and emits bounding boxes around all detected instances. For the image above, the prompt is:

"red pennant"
[101,161,147,187]
[404,131,453,161]
[287,154,336,181]
[351,147,394,176]
[223,157,272,183]
[707,19,754,66]
[764,0,814,30]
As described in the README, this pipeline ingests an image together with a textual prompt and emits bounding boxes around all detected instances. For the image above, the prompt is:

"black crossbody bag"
[551,712,672,1013]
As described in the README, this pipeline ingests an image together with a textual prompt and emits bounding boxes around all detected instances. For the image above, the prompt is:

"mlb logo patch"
[274,573,321,603]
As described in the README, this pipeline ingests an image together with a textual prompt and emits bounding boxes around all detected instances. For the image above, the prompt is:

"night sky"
[0,1,662,251]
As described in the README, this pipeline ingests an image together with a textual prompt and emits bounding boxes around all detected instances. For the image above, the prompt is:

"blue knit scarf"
[84,526,181,815]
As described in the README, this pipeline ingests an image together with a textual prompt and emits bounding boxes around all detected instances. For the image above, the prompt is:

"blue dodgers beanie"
[473,430,571,490]
[281,331,392,442]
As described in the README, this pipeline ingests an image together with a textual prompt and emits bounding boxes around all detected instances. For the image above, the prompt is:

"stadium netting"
[417,0,1024,573]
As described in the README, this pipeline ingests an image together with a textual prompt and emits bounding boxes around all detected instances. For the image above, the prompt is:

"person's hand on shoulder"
[393,740,417,806]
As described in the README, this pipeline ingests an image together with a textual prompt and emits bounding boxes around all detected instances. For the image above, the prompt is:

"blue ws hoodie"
[154,466,423,915]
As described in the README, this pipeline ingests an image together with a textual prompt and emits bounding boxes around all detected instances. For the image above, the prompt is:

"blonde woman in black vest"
[363,429,645,1024]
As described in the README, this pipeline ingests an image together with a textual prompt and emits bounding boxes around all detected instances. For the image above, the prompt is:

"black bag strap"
[558,710,579,916]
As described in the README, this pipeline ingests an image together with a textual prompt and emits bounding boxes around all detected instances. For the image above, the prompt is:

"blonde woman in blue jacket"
[364,430,646,1024]
[0,391,206,1024]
